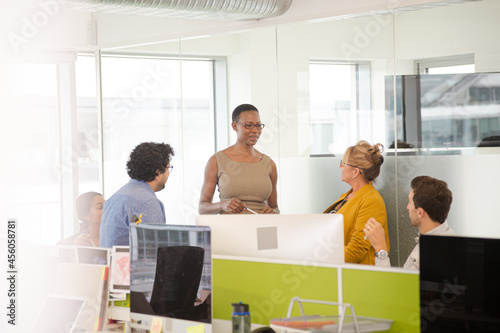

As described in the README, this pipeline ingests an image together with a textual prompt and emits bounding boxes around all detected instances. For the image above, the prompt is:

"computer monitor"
[195,214,344,265]
[110,246,130,293]
[30,294,87,333]
[129,224,212,332]
[76,246,110,265]
[420,235,500,332]
[53,263,109,332]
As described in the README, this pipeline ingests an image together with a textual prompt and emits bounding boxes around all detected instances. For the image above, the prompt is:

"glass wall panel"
[0,63,62,244]
[1,54,102,244]
[101,41,186,224]
[393,0,500,265]
[100,39,221,225]
[179,28,279,220]
[5,0,500,270]
[275,13,397,263]
[75,54,101,194]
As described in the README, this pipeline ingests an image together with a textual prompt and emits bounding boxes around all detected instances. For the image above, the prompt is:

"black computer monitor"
[420,235,500,332]
[129,224,211,332]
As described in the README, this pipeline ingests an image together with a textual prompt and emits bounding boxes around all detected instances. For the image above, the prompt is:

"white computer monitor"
[53,263,109,332]
[195,214,344,265]
[30,294,87,333]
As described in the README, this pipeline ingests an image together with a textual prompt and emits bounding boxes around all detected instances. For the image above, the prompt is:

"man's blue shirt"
[100,179,166,247]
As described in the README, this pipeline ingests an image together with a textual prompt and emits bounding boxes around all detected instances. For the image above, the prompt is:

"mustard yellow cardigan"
[324,182,389,265]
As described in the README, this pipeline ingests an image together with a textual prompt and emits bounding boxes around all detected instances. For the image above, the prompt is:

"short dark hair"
[126,142,174,182]
[411,176,452,224]
[232,104,259,122]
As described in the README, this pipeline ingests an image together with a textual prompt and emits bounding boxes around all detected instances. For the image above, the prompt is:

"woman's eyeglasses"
[167,165,174,172]
[339,161,358,168]
[235,122,265,130]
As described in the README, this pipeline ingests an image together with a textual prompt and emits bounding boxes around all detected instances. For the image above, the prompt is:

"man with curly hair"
[100,142,175,247]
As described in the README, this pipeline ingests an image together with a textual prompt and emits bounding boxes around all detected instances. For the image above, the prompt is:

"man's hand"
[363,217,388,252]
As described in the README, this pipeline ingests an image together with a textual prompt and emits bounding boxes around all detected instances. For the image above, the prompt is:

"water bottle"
[232,302,251,333]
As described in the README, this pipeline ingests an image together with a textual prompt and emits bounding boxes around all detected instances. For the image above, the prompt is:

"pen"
[245,206,259,215]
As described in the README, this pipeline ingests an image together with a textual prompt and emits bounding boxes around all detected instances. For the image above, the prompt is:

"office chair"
[149,246,205,318]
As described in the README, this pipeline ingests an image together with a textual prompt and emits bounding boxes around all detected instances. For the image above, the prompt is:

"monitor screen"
[129,224,212,331]
[76,246,110,265]
[420,235,500,332]
[31,294,87,333]
[195,214,344,265]
[53,263,109,332]
[110,246,130,293]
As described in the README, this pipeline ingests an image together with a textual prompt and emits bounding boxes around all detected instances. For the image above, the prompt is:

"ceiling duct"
[57,0,293,20]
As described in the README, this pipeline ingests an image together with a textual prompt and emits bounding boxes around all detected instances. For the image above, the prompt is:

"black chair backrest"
[149,246,205,316]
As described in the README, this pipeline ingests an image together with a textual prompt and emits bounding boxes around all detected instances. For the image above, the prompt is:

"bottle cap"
[232,302,250,315]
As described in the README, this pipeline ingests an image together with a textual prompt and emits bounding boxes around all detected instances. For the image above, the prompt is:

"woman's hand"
[220,198,245,214]
[363,217,388,252]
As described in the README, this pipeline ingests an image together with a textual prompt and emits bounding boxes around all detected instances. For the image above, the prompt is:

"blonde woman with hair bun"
[324,140,389,265]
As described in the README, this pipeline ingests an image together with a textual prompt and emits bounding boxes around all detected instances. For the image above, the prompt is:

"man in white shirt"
[363,175,456,270]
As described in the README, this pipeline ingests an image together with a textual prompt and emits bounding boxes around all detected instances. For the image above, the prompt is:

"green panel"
[213,259,338,325]
[112,292,130,307]
[342,269,420,333]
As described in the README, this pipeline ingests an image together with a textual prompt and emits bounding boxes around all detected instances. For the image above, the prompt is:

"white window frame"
[415,54,475,74]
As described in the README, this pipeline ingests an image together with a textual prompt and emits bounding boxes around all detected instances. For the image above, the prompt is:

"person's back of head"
[411,176,452,224]
[344,140,384,182]
[127,142,175,182]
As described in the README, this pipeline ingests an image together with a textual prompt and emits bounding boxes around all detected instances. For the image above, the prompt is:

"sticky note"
[150,316,163,333]
[187,324,205,333]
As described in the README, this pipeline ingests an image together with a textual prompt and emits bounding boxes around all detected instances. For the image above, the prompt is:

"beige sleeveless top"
[215,151,273,214]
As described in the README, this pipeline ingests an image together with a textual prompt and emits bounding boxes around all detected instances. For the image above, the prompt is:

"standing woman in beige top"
[199,104,279,214]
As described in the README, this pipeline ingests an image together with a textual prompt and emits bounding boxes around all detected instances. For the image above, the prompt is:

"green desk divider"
[112,292,130,307]
[213,259,339,325]
[342,269,420,333]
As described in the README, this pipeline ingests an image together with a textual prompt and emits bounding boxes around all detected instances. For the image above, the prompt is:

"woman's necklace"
[330,190,353,214]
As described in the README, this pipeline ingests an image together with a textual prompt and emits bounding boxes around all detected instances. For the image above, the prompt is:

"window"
[0,62,64,243]
[75,54,100,192]
[0,51,222,245]
[100,54,220,225]
[309,61,371,155]
[415,54,475,74]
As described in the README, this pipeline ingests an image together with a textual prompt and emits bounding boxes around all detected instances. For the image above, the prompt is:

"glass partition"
[392,0,500,265]
[275,13,396,231]
[0,62,62,244]
[179,27,279,222]
[95,0,500,267]
[6,0,499,268]
[100,40,185,224]
[100,27,280,225]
